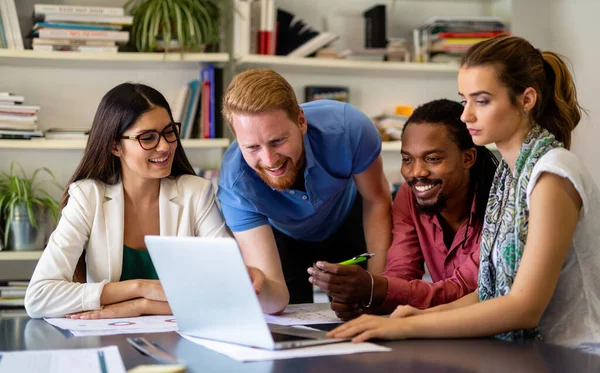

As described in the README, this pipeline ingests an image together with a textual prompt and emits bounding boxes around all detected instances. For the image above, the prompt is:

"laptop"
[145,236,349,350]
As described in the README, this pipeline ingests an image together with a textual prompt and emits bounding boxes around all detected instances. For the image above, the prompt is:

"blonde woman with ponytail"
[328,35,600,353]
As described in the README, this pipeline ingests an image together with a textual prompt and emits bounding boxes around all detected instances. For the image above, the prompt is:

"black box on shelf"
[363,4,387,49]
[304,86,349,103]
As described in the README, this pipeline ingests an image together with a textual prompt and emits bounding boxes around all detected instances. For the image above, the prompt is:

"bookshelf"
[236,55,460,76]
[233,0,514,177]
[0,50,229,68]
[0,138,230,150]
[0,251,43,261]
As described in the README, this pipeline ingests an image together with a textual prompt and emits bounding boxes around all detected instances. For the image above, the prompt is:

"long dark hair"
[402,99,499,218]
[61,83,195,209]
[461,35,582,149]
[66,83,196,282]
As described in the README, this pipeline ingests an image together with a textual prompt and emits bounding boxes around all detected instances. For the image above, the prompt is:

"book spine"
[0,114,37,122]
[233,0,250,58]
[209,66,215,138]
[37,29,129,42]
[0,6,7,48]
[183,80,200,139]
[33,38,116,46]
[0,104,40,111]
[434,31,507,39]
[42,14,133,25]
[249,1,260,54]
[35,22,122,31]
[266,0,275,55]
[201,83,210,138]
[412,28,421,62]
[34,5,124,17]
[33,44,118,53]
[172,85,191,123]
[5,0,23,49]
[258,0,268,54]
[434,37,490,44]
[213,68,224,138]
[0,0,15,49]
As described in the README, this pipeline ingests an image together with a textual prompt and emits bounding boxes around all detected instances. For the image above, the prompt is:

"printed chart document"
[264,303,341,325]
[179,332,390,362]
[0,346,125,373]
[44,315,179,336]
[44,303,338,336]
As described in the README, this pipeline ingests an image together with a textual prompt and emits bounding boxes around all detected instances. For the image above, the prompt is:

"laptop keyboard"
[270,332,312,342]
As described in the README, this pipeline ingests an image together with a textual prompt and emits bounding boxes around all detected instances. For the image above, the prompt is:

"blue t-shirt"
[217,100,382,241]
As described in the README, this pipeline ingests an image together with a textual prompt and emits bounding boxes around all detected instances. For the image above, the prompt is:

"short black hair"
[402,99,499,218]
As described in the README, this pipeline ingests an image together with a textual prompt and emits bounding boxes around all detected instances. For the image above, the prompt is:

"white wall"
[510,0,552,50]
[549,0,600,186]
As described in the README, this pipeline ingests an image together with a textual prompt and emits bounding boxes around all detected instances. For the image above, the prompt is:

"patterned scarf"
[478,125,562,341]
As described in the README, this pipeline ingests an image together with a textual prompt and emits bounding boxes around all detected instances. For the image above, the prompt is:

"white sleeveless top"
[525,148,600,351]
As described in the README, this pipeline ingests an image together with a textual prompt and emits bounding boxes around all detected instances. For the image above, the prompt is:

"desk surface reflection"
[1,317,599,372]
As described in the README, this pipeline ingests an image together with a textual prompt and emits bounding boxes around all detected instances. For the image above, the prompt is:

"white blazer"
[25,175,229,318]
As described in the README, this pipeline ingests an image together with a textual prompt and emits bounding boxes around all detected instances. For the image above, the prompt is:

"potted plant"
[0,163,61,251]
[124,0,223,53]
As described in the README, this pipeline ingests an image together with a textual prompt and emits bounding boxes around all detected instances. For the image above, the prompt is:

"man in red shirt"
[308,99,499,320]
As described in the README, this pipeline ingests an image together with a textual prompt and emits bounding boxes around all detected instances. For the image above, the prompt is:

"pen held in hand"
[338,253,375,266]
[312,253,375,273]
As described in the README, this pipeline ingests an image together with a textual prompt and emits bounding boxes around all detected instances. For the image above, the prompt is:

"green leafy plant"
[0,163,61,247]
[124,0,222,53]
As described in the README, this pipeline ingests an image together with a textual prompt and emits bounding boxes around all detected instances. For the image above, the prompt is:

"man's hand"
[330,300,363,321]
[66,298,148,319]
[247,265,265,295]
[137,280,167,301]
[307,261,371,303]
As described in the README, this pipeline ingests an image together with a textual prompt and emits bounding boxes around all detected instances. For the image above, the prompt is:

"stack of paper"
[0,346,125,373]
[44,315,179,337]
[179,333,391,362]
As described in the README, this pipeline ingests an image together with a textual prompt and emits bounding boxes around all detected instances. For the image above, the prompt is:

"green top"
[120,245,159,281]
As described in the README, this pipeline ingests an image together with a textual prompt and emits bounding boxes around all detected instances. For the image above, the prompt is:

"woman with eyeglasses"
[25,83,273,319]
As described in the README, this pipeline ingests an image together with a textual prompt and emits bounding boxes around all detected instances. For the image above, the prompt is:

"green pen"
[338,253,375,265]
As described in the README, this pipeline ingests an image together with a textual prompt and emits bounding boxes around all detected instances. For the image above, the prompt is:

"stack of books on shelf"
[0,280,28,309]
[305,86,349,103]
[0,0,24,50]
[233,0,338,58]
[29,4,131,53]
[0,92,43,139]
[44,127,89,140]
[413,16,509,63]
[372,113,408,141]
[373,105,413,141]
[172,64,224,140]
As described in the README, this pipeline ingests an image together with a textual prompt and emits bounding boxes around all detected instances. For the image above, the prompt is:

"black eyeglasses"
[121,122,181,150]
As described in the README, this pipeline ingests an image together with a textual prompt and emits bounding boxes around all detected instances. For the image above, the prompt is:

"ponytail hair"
[539,51,581,149]
[461,35,583,149]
